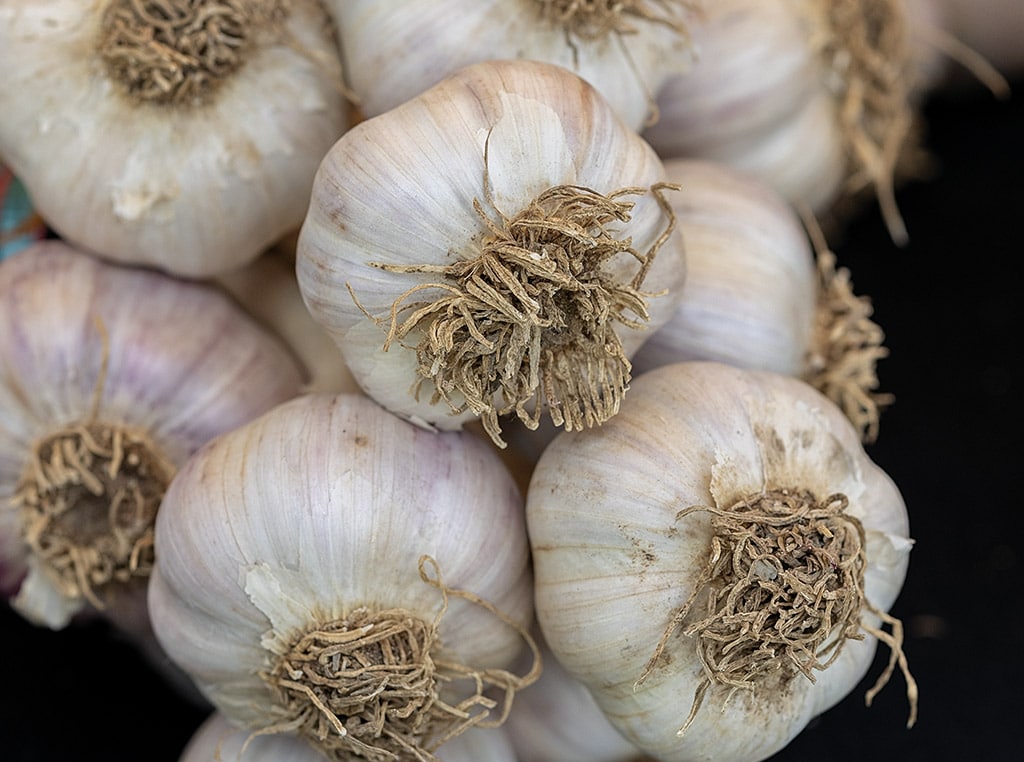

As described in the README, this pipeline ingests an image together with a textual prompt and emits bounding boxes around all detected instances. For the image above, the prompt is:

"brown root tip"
[640,489,914,734]
[99,0,289,106]
[256,556,540,762]
[815,0,918,243]
[803,247,892,444]
[359,181,678,448]
[14,422,175,610]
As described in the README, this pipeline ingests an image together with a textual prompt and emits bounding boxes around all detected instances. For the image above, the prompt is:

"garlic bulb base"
[638,489,884,736]
[247,555,540,761]
[356,181,680,448]
[12,420,174,629]
[99,0,289,107]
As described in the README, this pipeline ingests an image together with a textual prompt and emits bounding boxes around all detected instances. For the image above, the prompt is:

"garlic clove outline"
[526,361,915,761]
[148,391,537,760]
[505,627,643,762]
[297,59,688,447]
[0,0,349,278]
[0,240,306,630]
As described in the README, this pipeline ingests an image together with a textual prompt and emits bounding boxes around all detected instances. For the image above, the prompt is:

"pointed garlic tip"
[803,248,893,444]
[99,0,289,107]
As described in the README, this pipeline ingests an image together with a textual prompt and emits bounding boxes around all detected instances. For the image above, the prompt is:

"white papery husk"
[148,392,535,756]
[327,0,698,130]
[527,361,912,762]
[0,241,305,627]
[505,628,642,762]
[297,59,687,441]
[0,0,348,278]
[642,0,847,215]
[215,234,360,395]
[630,158,817,378]
[179,711,518,762]
[644,0,926,242]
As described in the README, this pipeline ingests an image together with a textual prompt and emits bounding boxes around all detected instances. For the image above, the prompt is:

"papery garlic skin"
[148,392,534,757]
[631,159,817,378]
[180,711,518,762]
[298,59,687,440]
[0,0,347,278]
[645,0,919,241]
[327,0,696,130]
[506,634,641,762]
[527,362,912,762]
[643,0,847,215]
[215,237,360,395]
[0,240,305,629]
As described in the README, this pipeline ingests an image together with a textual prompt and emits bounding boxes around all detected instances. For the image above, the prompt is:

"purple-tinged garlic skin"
[0,240,305,629]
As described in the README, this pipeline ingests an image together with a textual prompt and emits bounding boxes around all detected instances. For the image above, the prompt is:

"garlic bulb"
[505,632,642,762]
[643,0,920,243]
[180,712,518,762]
[0,240,305,629]
[148,392,537,761]
[327,0,698,130]
[631,158,891,443]
[630,159,817,379]
[298,59,688,446]
[527,361,916,762]
[0,0,348,278]
[215,234,360,395]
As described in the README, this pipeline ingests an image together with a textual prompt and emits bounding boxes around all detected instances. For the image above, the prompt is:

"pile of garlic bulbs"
[3,0,1016,760]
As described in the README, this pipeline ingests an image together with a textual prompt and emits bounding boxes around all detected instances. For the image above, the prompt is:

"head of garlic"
[297,59,687,447]
[643,0,922,243]
[148,391,537,761]
[179,711,518,762]
[527,361,916,762]
[326,0,698,130]
[631,158,891,443]
[0,240,305,630]
[0,0,348,278]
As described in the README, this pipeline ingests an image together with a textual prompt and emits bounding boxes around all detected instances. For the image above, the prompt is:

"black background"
[3,78,1021,761]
